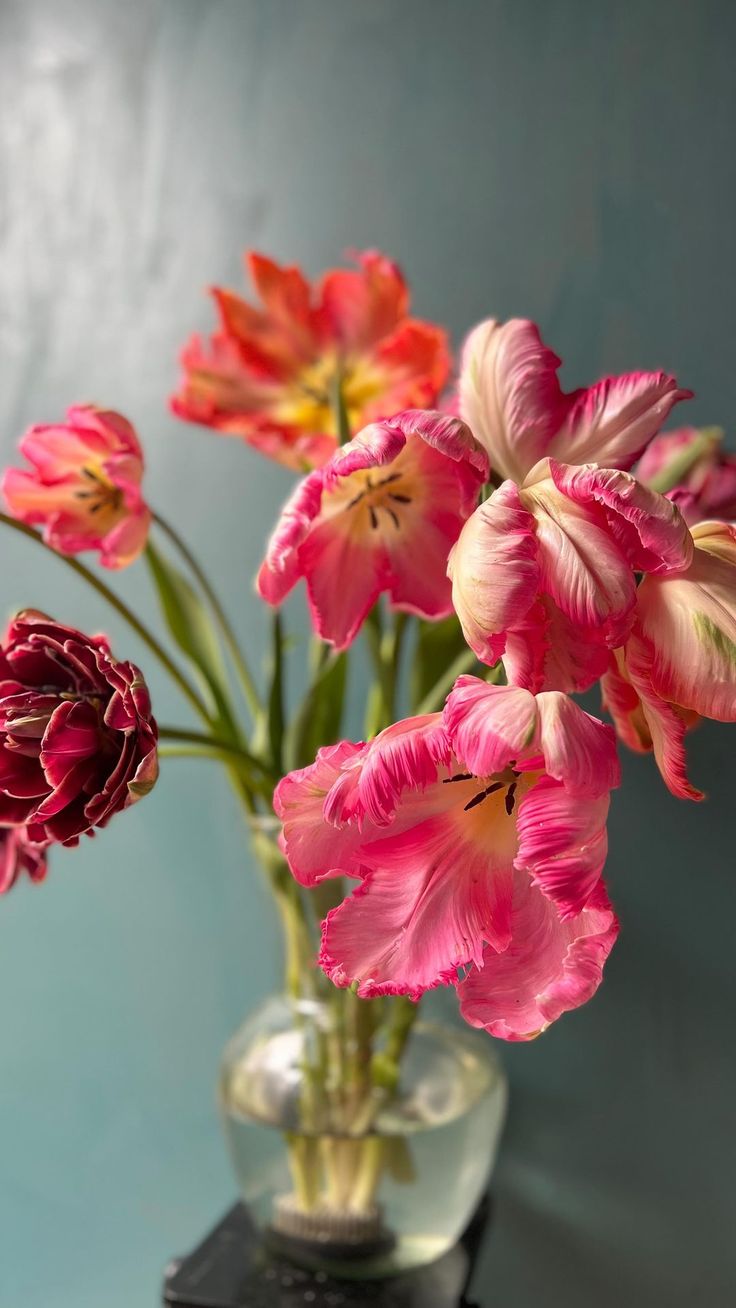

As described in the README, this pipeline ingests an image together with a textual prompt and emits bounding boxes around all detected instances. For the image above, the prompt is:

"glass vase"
[218,992,508,1279]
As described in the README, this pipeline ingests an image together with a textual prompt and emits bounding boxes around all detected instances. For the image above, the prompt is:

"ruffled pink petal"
[320,810,515,998]
[548,372,691,471]
[459,319,567,484]
[448,482,540,667]
[522,475,636,645]
[535,691,620,796]
[546,460,693,576]
[515,776,610,916]
[635,523,736,721]
[273,740,370,886]
[636,426,719,493]
[443,678,538,776]
[502,596,613,695]
[324,714,451,827]
[457,872,618,1041]
[256,471,325,605]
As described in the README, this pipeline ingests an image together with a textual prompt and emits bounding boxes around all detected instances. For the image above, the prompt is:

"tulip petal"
[535,691,620,796]
[549,372,691,471]
[274,740,370,886]
[448,482,540,667]
[636,524,736,721]
[256,471,324,606]
[546,460,693,575]
[523,475,636,643]
[457,873,618,1040]
[459,319,567,483]
[320,810,515,998]
[443,678,538,777]
[516,776,610,916]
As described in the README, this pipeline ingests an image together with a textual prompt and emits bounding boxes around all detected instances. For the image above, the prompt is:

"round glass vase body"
[218,993,508,1278]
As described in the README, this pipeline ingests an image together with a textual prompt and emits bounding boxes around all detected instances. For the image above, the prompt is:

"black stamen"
[378,472,402,487]
[443,772,474,784]
[385,506,400,529]
[389,493,412,504]
[347,489,366,508]
[464,781,504,811]
[505,782,517,815]
[369,506,379,529]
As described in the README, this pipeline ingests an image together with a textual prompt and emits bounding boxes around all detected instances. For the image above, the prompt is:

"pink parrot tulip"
[275,678,620,1041]
[258,410,488,649]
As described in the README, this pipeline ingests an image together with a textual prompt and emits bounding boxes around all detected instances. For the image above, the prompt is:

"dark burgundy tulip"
[0,611,158,846]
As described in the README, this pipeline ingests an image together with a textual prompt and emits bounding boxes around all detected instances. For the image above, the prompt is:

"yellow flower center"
[74,466,124,526]
[275,352,387,437]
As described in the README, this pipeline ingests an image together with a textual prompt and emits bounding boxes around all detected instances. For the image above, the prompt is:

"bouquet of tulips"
[3,249,735,1218]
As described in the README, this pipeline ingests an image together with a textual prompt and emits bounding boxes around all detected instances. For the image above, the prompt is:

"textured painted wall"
[0,2,734,1305]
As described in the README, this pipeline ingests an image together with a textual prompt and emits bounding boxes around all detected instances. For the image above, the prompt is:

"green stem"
[363,605,401,736]
[333,363,352,446]
[152,511,262,719]
[415,646,477,716]
[158,726,277,792]
[0,514,211,723]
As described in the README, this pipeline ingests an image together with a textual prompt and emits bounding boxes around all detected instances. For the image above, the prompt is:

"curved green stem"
[152,511,262,719]
[0,514,211,722]
[158,725,277,784]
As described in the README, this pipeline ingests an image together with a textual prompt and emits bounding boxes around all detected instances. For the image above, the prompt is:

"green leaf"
[286,646,348,772]
[410,613,475,710]
[145,542,230,725]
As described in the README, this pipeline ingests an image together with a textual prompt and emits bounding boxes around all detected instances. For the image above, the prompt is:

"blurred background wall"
[1,2,735,1305]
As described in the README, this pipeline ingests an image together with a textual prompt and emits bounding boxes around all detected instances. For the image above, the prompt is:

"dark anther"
[388,493,412,504]
[443,771,474,784]
[385,506,400,529]
[369,506,379,529]
[505,781,517,815]
[464,781,504,811]
[378,472,402,486]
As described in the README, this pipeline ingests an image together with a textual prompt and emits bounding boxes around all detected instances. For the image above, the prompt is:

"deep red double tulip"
[0,612,158,845]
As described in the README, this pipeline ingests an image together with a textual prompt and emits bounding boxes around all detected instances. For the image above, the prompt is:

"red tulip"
[0,612,158,845]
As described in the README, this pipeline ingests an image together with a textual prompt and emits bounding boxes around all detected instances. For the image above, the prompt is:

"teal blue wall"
[1,3,735,1305]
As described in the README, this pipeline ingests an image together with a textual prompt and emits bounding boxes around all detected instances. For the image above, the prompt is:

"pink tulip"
[171,250,450,471]
[2,407,151,569]
[0,826,48,895]
[275,679,619,1041]
[0,612,158,845]
[602,520,736,799]
[459,318,691,484]
[257,410,488,649]
[636,426,736,525]
[449,459,693,693]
